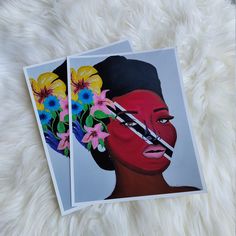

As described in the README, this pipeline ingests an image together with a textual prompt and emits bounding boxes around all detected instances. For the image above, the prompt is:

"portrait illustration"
[70,51,205,204]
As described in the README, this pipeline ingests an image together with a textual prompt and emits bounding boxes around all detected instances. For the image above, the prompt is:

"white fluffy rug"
[0,0,235,235]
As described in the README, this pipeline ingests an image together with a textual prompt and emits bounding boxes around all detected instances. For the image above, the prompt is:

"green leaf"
[99,139,105,148]
[51,111,57,119]
[87,142,92,151]
[83,104,88,111]
[72,114,77,121]
[64,147,69,157]
[85,115,93,127]
[64,114,69,122]
[57,121,65,133]
[102,124,108,132]
[94,110,109,119]
[42,124,48,131]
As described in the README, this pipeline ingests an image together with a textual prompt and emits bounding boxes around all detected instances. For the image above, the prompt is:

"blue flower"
[38,110,51,125]
[72,101,83,115]
[44,95,60,111]
[79,88,93,104]
[73,120,86,147]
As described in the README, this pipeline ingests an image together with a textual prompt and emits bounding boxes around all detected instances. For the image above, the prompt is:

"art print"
[24,40,132,215]
[69,49,206,205]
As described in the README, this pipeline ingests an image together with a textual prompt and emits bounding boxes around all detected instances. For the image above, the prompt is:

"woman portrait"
[70,54,202,202]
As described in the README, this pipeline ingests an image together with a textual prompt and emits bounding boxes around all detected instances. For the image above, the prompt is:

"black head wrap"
[94,56,164,101]
[53,56,164,170]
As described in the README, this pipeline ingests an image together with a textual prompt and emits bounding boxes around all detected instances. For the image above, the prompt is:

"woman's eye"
[159,119,169,124]
[125,121,137,127]
[121,121,137,127]
[157,116,174,124]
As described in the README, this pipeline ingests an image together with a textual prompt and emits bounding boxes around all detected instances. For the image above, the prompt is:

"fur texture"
[0,0,235,235]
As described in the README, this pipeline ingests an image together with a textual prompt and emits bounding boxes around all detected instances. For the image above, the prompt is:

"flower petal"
[49,79,66,99]
[57,139,68,150]
[84,125,94,133]
[38,72,59,89]
[36,101,44,110]
[105,98,116,109]
[30,78,40,94]
[100,89,109,100]
[82,132,92,143]
[94,123,102,132]
[93,93,100,104]
[60,110,67,121]
[57,132,64,139]
[71,92,78,101]
[90,105,100,115]
[78,66,98,81]
[87,74,103,95]
[91,137,99,149]
[100,105,112,114]
[98,131,109,140]
[71,68,78,83]
[59,99,68,110]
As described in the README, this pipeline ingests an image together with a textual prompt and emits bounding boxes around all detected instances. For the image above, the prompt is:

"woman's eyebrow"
[153,107,168,112]
[117,110,138,115]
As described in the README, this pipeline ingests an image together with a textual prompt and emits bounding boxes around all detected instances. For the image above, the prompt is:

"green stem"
[52,117,56,130]
[93,117,108,132]
[78,111,87,132]
[47,123,60,140]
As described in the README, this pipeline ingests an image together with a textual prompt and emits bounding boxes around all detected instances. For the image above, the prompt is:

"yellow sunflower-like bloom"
[30,72,66,110]
[71,66,102,101]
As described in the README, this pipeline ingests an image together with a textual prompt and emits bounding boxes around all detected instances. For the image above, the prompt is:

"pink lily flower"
[57,129,70,150]
[82,123,109,149]
[59,99,68,121]
[90,90,115,115]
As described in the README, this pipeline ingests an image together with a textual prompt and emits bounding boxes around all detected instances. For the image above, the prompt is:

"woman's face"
[106,90,177,174]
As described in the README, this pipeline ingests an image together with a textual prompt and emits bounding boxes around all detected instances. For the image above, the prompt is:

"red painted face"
[105,90,177,174]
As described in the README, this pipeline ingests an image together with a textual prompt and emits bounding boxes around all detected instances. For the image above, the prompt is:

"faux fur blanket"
[0,0,235,235]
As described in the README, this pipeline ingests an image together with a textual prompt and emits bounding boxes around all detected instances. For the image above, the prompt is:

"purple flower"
[45,130,64,155]
[72,120,86,147]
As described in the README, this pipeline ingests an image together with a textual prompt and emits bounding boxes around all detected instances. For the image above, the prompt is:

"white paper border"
[23,39,132,215]
[68,48,207,207]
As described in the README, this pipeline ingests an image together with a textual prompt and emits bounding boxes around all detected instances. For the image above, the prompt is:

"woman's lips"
[143,144,166,159]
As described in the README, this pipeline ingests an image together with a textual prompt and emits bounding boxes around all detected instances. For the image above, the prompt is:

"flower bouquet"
[70,66,115,151]
[30,72,70,157]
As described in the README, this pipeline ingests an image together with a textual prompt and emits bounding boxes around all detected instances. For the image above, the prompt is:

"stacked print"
[24,40,206,216]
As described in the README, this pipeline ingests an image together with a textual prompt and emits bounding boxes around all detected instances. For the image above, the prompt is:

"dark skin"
[104,90,199,199]
[107,158,199,199]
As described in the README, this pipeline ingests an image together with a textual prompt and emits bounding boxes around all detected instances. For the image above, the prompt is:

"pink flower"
[82,123,109,149]
[57,129,70,150]
[59,99,68,121]
[90,90,115,115]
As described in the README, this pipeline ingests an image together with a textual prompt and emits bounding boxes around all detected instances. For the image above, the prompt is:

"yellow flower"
[30,72,66,110]
[71,66,102,100]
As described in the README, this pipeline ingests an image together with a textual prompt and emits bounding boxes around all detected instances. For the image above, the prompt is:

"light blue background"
[71,49,204,203]
[25,40,132,211]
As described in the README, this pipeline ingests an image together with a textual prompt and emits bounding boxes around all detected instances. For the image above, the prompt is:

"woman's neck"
[108,159,171,199]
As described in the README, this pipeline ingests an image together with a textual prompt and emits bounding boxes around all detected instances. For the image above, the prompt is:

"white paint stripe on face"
[113,102,174,152]
[109,103,173,161]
